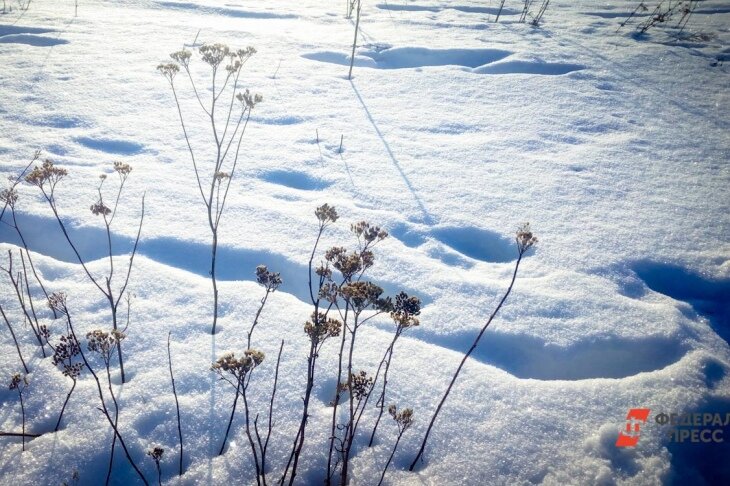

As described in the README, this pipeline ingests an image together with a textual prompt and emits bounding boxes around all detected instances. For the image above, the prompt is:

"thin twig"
[168,332,184,476]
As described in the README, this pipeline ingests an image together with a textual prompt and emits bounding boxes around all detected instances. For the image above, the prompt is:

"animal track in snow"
[630,260,730,344]
[390,223,519,265]
[75,136,145,155]
[260,169,331,191]
[251,114,307,125]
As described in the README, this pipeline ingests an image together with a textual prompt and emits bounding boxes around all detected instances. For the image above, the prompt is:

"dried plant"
[366,291,421,446]
[617,2,649,32]
[212,350,265,484]
[377,405,414,486]
[0,303,29,374]
[409,224,536,470]
[530,0,550,26]
[1,250,50,357]
[51,332,84,431]
[0,152,54,318]
[167,332,184,476]
[632,1,699,35]
[86,328,127,484]
[158,42,262,335]
[248,265,282,348]
[348,0,362,79]
[9,373,29,451]
[323,222,391,485]
[254,339,284,486]
[495,0,506,22]
[147,447,164,486]
[281,205,341,485]
[25,158,144,383]
[50,293,148,484]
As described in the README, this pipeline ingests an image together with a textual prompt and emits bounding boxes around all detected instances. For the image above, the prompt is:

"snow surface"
[1,0,729,484]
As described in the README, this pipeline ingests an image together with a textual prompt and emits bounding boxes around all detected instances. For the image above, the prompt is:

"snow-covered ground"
[1,0,729,484]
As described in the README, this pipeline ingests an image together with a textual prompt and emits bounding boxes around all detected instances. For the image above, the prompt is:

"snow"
[1,0,729,484]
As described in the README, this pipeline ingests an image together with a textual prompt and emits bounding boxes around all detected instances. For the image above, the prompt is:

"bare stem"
[0,304,29,374]
[409,251,527,471]
[168,332,184,476]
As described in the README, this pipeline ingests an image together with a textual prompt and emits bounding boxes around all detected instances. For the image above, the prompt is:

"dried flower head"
[157,62,180,81]
[236,46,257,58]
[388,404,414,432]
[90,200,111,216]
[315,203,339,225]
[113,161,132,176]
[147,446,164,462]
[214,171,230,182]
[325,247,362,279]
[48,292,68,316]
[0,188,18,208]
[304,312,342,344]
[255,265,282,291]
[170,49,192,67]
[86,329,126,363]
[53,334,84,379]
[348,370,373,401]
[315,263,332,280]
[351,221,388,246]
[9,373,28,391]
[200,43,231,67]
[318,282,339,303]
[212,349,265,380]
[391,291,421,329]
[25,159,67,190]
[39,324,51,342]
[236,89,263,109]
[339,281,384,313]
[516,223,537,255]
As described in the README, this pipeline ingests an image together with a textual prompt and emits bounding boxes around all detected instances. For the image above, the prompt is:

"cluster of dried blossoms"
[212,350,265,380]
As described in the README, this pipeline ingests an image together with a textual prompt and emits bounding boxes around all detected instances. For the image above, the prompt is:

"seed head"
[0,188,18,208]
[516,223,537,255]
[315,203,338,225]
[90,200,111,216]
[255,265,282,291]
